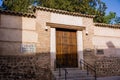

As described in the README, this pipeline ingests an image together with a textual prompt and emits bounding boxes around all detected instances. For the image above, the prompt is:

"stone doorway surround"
[47,22,85,70]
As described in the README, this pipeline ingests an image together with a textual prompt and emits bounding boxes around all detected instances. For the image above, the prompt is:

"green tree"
[2,0,34,12]
[2,0,107,23]
[103,12,116,24]
[114,17,120,24]
[103,12,120,24]
[37,0,107,23]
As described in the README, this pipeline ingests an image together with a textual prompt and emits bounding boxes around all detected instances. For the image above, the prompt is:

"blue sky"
[0,0,120,16]
[0,0,2,6]
[102,0,120,16]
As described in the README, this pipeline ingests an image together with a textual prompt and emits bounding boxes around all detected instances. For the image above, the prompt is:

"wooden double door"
[56,29,78,68]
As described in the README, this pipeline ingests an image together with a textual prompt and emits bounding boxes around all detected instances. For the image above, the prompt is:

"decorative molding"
[46,22,85,31]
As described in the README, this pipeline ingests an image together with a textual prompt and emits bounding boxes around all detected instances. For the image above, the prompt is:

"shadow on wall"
[94,41,120,57]
[0,14,23,55]
[83,41,120,77]
[94,41,120,77]
[105,41,120,57]
[0,14,36,55]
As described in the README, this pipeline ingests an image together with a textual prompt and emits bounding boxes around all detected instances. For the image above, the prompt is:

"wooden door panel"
[56,29,78,68]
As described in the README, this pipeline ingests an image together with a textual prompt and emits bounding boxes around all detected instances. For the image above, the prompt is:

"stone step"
[54,72,93,77]
[56,75,94,79]
[56,77,95,80]
[55,74,93,79]
[52,68,95,80]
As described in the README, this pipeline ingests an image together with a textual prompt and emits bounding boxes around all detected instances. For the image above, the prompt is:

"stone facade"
[0,14,37,55]
[0,54,52,80]
[36,10,51,53]
[96,57,120,77]
[2,7,120,57]
[82,17,97,65]
[0,6,120,79]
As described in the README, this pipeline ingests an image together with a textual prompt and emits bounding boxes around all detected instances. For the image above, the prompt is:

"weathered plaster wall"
[0,15,22,29]
[0,14,37,55]
[0,29,37,42]
[0,29,22,41]
[93,26,120,57]
[22,17,36,30]
[22,31,38,42]
[0,15,36,30]
[0,13,51,80]
[0,42,21,55]
[94,27,120,37]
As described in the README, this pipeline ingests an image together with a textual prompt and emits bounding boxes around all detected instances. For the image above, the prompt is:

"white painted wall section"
[94,27,120,37]
[93,27,120,57]
[50,28,56,70]
[93,36,120,48]
[51,13,83,26]
[77,31,83,67]
[22,17,36,30]
[22,31,38,42]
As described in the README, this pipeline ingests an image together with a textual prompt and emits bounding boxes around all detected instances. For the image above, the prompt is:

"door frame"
[49,23,84,70]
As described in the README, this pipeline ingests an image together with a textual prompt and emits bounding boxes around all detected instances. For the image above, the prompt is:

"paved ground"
[97,76,120,80]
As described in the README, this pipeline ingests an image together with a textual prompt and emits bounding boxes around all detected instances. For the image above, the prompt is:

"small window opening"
[97,49,104,55]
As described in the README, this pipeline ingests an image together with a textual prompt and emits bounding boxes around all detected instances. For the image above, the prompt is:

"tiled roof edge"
[95,23,120,29]
[35,6,95,18]
[0,10,36,18]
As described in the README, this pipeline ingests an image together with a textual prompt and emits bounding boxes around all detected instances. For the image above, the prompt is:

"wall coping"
[0,6,95,18]
[0,10,36,18]
[35,6,95,18]
[95,23,120,29]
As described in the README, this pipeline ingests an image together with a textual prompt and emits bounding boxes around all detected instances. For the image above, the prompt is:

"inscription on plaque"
[21,44,36,53]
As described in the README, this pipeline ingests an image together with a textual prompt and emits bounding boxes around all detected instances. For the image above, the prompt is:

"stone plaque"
[21,44,36,53]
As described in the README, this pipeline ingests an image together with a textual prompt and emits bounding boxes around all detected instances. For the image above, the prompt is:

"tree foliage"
[2,0,34,12]
[1,0,119,24]
[103,12,120,24]
[36,0,107,22]
[114,17,120,24]
[103,12,116,24]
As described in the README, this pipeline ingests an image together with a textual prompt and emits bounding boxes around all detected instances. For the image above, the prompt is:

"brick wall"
[95,57,120,77]
[82,17,97,65]
[36,10,51,53]
[0,53,52,80]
